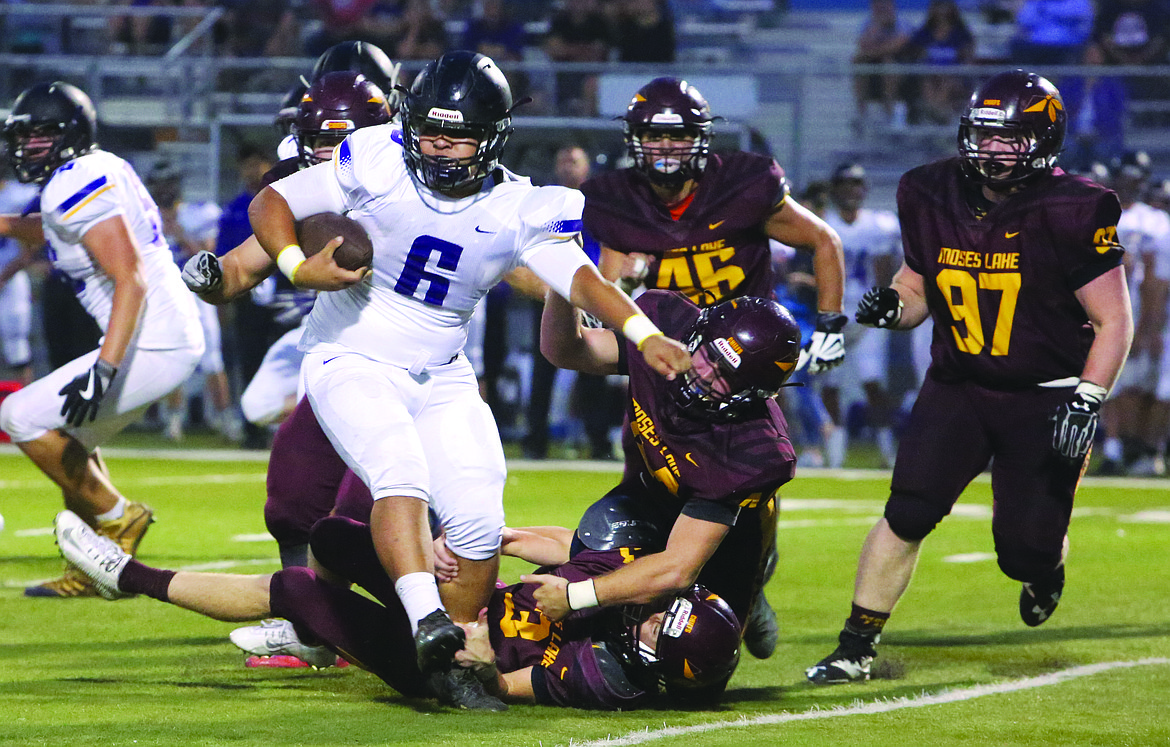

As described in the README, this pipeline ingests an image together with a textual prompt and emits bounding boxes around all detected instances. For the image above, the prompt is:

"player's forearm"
[593,552,699,606]
[569,264,642,330]
[501,526,573,566]
[539,288,619,374]
[206,236,278,304]
[0,214,44,246]
[811,233,845,313]
[1081,315,1133,392]
[100,272,148,367]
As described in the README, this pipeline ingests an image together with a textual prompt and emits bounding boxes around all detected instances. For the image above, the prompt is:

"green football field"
[1,444,1167,746]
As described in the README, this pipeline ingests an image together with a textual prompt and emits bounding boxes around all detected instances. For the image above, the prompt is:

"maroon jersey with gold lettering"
[899,158,1123,389]
[582,152,787,305]
[619,290,796,506]
[488,547,651,710]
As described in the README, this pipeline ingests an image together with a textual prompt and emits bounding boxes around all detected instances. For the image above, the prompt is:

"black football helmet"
[275,82,308,137]
[958,69,1066,188]
[3,81,98,184]
[311,40,401,115]
[615,585,741,700]
[294,71,392,167]
[400,50,515,192]
[671,296,802,422]
[623,77,715,189]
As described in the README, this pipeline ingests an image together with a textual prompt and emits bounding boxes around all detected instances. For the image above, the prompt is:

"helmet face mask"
[615,585,741,698]
[293,71,392,167]
[400,51,514,193]
[958,69,1066,189]
[670,297,802,423]
[623,77,714,189]
[3,82,98,184]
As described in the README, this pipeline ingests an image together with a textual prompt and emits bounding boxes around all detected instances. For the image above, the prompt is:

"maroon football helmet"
[958,69,1066,188]
[293,71,392,166]
[622,77,715,188]
[671,296,802,422]
[617,585,741,700]
[310,40,401,114]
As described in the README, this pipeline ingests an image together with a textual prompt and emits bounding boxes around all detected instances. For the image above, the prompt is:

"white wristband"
[276,244,307,283]
[621,314,663,351]
[566,578,599,610]
[1075,381,1108,402]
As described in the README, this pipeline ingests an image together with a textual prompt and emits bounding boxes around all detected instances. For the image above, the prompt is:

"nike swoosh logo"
[1005,231,1020,238]
[79,373,95,399]
[323,356,342,365]
[709,220,725,230]
[475,226,495,234]
[685,452,699,467]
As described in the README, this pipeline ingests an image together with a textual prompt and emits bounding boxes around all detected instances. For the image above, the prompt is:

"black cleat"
[414,609,465,675]
[428,665,508,711]
[805,629,878,684]
[743,591,779,659]
[1020,565,1064,627]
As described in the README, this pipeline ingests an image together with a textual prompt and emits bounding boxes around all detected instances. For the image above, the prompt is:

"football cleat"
[96,501,154,556]
[806,630,878,685]
[414,609,465,676]
[52,510,132,600]
[230,619,339,669]
[743,591,779,659]
[24,563,100,598]
[245,654,349,669]
[1020,565,1065,627]
[427,665,508,711]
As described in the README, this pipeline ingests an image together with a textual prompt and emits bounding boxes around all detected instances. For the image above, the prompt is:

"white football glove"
[797,312,847,375]
[181,250,223,294]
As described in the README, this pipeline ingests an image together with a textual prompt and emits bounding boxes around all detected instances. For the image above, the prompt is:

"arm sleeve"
[517,186,591,300]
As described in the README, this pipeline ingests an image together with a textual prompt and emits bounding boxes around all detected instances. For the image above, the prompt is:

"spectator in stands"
[463,0,527,61]
[1008,0,1095,66]
[0,170,40,385]
[613,0,676,63]
[852,0,912,133]
[1088,0,1168,68]
[903,0,975,124]
[306,0,406,57]
[543,0,612,115]
[1061,44,1128,168]
[394,0,449,60]
[218,0,300,57]
[216,143,279,449]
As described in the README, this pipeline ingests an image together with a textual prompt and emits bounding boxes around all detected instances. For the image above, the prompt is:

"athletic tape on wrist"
[276,244,307,283]
[566,578,599,610]
[622,314,663,351]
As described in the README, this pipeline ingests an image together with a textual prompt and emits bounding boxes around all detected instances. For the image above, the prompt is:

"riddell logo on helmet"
[665,598,693,638]
[972,107,1006,123]
[322,119,354,130]
[426,107,464,123]
[713,338,741,368]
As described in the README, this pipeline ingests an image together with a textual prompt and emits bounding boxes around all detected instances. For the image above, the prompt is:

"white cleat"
[54,510,132,600]
[229,619,337,669]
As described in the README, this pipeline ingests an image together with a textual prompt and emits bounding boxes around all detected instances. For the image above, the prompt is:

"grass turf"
[1,446,1167,746]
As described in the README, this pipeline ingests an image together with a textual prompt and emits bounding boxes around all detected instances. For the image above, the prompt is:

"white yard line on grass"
[566,658,1170,747]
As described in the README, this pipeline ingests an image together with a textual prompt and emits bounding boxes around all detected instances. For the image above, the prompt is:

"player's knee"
[884,493,946,542]
[995,543,1061,583]
[440,507,505,560]
[269,566,315,620]
[241,387,279,426]
[0,387,38,443]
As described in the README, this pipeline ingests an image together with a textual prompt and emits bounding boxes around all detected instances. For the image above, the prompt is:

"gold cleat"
[96,501,154,556]
[25,563,99,598]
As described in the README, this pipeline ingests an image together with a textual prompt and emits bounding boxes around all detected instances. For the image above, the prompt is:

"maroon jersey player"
[56,511,741,710]
[582,76,846,374]
[525,288,801,682]
[806,70,1132,685]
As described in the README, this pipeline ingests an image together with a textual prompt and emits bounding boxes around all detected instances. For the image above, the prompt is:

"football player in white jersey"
[0,170,41,384]
[818,163,903,468]
[248,51,691,708]
[1097,152,1170,475]
[0,82,204,597]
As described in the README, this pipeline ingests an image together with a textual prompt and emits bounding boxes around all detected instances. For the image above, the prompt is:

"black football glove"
[1051,383,1105,460]
[856,286,902,328]
[181,250,223,294]
[59,359,118,428]
[798,311,847,374]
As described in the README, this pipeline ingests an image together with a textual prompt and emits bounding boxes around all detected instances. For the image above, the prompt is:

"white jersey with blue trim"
[824,206,901,310]
[0,179,40,267]
[40,150,202,350]
[274,124,587,370]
